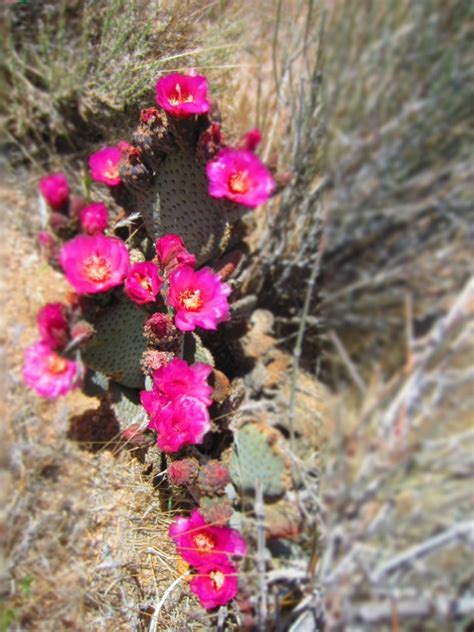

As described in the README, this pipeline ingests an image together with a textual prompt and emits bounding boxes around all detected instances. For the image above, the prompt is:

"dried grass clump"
[315,277,474,631]
[321,0,473,374]
[1,0,244,166]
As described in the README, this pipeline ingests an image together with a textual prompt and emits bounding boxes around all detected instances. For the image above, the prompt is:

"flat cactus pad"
[137,150,238,265]
[229,422,291,500]
[82,297,148,389]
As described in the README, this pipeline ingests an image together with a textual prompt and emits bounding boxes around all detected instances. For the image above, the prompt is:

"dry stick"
[346,594,474,626]
[288,227,324,456]
[255,481,268,630]
[380,275,474,436]
[148,570,191,632]
[371,520,473,583]
[328,330,367,394]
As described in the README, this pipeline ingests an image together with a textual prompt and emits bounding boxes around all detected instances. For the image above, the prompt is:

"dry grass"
[321,0,473,375]
[1,0,245,168]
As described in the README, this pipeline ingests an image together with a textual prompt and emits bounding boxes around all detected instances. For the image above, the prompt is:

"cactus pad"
[108,382,148,430]
[229,422,291,500]
[136,150,238,265]
[183,332,215,367]
[82,297,148,389]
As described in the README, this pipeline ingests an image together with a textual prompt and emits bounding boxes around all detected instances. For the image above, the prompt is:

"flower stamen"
[178,288,204,311]
[229,171,249,194]
[169,82,195,106]
[82,255,112,283]
[47,354,68,375]
[210,570,225,590]
[193,533,216,553]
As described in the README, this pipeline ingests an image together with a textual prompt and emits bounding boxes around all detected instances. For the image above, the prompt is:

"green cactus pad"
[137,150,241,265]
[82,297,148,389]
[82,370,110,398]
[108,382,148,430]
[183,332,215,367]
[229,422,291,500]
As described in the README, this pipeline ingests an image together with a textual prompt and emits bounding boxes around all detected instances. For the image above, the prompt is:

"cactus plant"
[24,71,285,612]
[168,457,200,486]
[229,422,291,500]
[199,496,234,526]
[197,460,231,496]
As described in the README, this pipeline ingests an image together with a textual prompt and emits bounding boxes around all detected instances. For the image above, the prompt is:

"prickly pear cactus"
[82,296,148,389]
[26,71,309,614]
[108,381,148,429]
[136,151,237,265]
[229,422,291,500]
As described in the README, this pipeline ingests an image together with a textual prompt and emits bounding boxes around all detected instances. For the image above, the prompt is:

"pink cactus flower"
[206,148,275,208]
[169,508,247,567]
[59,234,130,295]
[37,302,70,350]
[23,342,80,399]
[238,128,262,152]
[89,146,122,186]
[153,358,213,406]
[140,388,166,421]
[190,561,239,609]
[124,261,162,305]
[38,231,54,248]
[140,358,213,425]
[155,234,196,272]
[155,72,210,117]
[168,265,231,332]
[79,203,109,235]
[148,395,210,453]
[39,172,69,209]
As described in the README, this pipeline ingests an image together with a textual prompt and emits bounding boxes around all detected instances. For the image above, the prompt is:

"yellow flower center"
[178,288,203,311]
[169,83,194,106]
[47,354,68,374]
[193,533,215,553]
[104,160,119,180]
[229,171,249,194]
[210,570,225,590]
[138,275,153,292]
[82,255,112,283]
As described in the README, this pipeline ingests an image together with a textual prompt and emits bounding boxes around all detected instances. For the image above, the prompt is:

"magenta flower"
[38,231,54,248]
[79,203,109,235]
[89,146,122,186]
[238,128,262,152]
[155,234,196,272]
[148,395,210,453]
[124,261,162,305]
[23,342,80,399]
[169,508,247,567]
[190,561,239,609]
[39,172,69,209]
[152,358,213,406]
[168,266,231,332]
[59,234,130,295]
[37,302,70,350]
[140,388,166,421]
[155,72,210,117]
[206,148,275,208]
